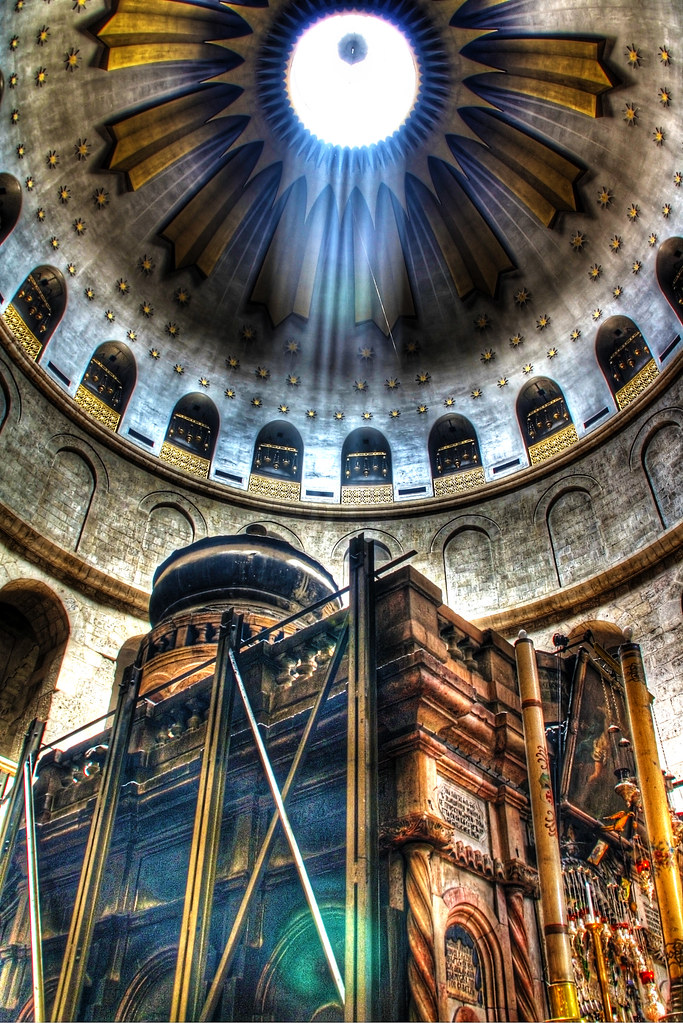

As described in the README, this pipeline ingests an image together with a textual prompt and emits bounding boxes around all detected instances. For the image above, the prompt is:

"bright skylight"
[287,13,419,149]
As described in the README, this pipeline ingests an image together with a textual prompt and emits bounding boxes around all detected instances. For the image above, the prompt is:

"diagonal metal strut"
[226,646,346,1005]
[199,620,349,1022]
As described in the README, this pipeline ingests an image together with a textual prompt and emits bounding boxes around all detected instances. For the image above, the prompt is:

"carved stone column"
[382,813,453,1023]
[504,858,542,1022]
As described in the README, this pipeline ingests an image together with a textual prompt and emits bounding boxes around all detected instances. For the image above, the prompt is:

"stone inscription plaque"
[437,779,488,845]
[446,933,478,1003]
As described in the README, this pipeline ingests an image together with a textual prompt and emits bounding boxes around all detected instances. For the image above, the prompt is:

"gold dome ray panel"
[452,110,582,227]
[97,0,251,70]
[412,166,514,299]
[160,143,272,272]
[462,36,616,117]
[107,86,245,190]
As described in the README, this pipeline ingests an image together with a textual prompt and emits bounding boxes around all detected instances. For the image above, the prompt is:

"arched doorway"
[0,581,69,761]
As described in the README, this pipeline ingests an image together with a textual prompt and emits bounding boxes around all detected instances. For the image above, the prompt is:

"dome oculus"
[286,13,419,148]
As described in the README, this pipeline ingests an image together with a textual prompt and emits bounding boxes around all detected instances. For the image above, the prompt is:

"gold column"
[619,639,683,1021]
[515,632,580,1022]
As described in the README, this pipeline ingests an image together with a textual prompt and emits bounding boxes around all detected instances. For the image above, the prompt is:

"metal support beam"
[51,666,141,1022]
[199,620,349,1022]
[24,748,45,1022]
[170,612,240,1023]
[345,535,379,1023]
[0,719,45,903]
[227,646,346,1006]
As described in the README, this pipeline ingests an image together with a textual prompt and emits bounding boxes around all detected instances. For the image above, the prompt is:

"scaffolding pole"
[0,719,45,904]
[24,747,45,1022]
[51,665,141,1022]
[345,535,379,1022]
[170,611,240,1023]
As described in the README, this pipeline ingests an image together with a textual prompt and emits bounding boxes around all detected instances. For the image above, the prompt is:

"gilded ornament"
[443,397,455,407]
[658,45,671,66]
[127,330,137,342]
[58,185,71,204]
[84,286,95,300]
[389,409,400,418]
[173,363,183,374]
[385,378,400,389]
[284,338,299,355]
[648,233,657,246]
[597,189,613,208]
[74,138,89,160]
[547,347,558,359]
[509,333,524,347]
[570,328,581,340]
[523,363,533,374]
[159,441,209,479]
[623,103,637,125]
[36,25,49,45]
[140,301,154,317]
[615,359,658,410]
[358,346,374,360]
[16,143,25,158]
[536,314,550,329]
[652,126,665,145]
[589,263,601,280]
[417,403,428,413]
[224,388,236,399]
[609,236,621,252]
[64,47,79,70]
[592,308,602,320]
[50,236,59,249]
[514,288,531,306]
[138,255,154,274]
[116,278,129,294]
[105,309,115,322]
[497,377,508,388]
[627,203,639,220]
[480,349,495,362]
[73,217,86,235]
[675,172,682,187]
[433,466,485,496]
[149,348,160,359]
[305,409,316,418]
[625,44,641,68]
[46,149,59,168]
[471,388,482,399]
[341,484,393,505]
[2,304,42,359]
[278,404,289,414]
[248,474,300,501]
[199,377,209,388]
[334,411,345,421]
[474,313,491,330]
[25,176,34,189]
[9,73,18,87]
[658,88,671,106]
[613,284,623,298]
[662,203,672,217]
[36,208,46,221]
[354,379,368,391]
[35,67,48,86]
[632,260,642,274]
[361,410,373,420]
[528,423,578,465]
[75,385,120,431]
[166,322,180,337]
[93,188,109,209]
[67,263,76,276]
[256,366,270,380]
[416,370,431,383]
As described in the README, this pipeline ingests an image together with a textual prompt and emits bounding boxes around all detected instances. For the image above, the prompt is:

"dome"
[149,533,340,626]
[0,0,680,504]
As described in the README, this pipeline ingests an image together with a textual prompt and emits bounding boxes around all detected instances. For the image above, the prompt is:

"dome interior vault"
[0,0,681,506]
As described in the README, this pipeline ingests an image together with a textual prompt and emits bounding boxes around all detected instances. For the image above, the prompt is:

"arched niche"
[546,487,605,587]
[5,266,66,361]
[0,581,69,761]
[642,421,683,528]
[443,526,497,616]
[429,414,485,497]
[248,420,303,502]
[656,236,683,323]
[595,315,657,411]
[115,948,176,1022]
[516,377,577,466]
[441,895,507,1023]
[136,503,195,586]
[254,904,344,1022]
[159,392,219,480]
[0,174,22,247]
[76,341,137,431]
[340,427,393,505]
[34,446,96,551]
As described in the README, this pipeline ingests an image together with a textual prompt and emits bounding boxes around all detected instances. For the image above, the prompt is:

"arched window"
[76,341,137,431]
[656,236,683,323]
[160,393,219,479]
[248,420,303,501]
[516,377,577,465]
[429,414,484,496]
[0,174,22,246]
[340,427,393,504]
[595,315,657,410]
[3,266,66,361]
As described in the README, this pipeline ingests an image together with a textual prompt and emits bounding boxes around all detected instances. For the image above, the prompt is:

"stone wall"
[0,338,680,769]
